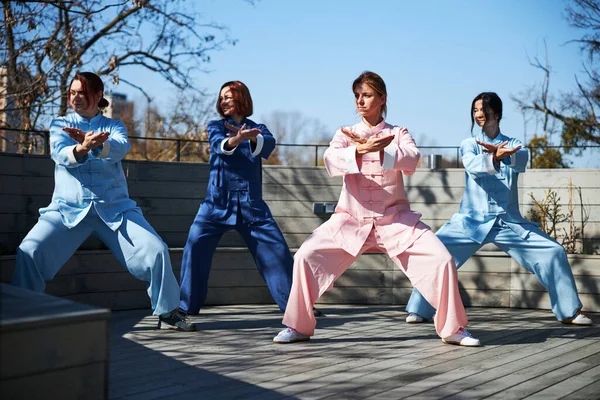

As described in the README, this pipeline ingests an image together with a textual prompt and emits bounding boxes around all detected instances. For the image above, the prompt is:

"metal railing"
[0,127,51,155]
[1,128,598,168]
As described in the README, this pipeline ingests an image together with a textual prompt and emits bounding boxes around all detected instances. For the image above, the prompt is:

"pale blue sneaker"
[273,327,311,344]
[442,328,481,347]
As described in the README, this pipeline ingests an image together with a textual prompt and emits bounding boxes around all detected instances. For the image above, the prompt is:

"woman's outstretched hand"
[357,135,395,155]
[341,127,367,145]
[224,122,261,147]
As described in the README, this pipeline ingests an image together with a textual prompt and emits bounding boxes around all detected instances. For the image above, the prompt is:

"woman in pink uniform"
[273,71,480,346]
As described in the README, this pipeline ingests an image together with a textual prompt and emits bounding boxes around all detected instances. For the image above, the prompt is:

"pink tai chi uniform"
[281,119,469,339]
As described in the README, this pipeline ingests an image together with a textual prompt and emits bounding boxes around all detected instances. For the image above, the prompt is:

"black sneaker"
[158,308,196,332]
[313,307,324,317]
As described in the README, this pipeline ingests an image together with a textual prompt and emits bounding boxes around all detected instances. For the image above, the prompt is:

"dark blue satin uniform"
[179,117,293,314]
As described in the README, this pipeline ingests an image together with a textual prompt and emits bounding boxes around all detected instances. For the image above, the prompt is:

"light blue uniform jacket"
[451,131,536,242]
[41,112,139,230]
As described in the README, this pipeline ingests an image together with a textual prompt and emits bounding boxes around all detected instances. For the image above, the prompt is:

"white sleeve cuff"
[343,145,360,174]
[251,134,264,156]
[95,141,111,159]
[508,154,517,167]
[67,144,86,165]
[221,137,237,155]
[484,153,498,174]
[382,143,396,169]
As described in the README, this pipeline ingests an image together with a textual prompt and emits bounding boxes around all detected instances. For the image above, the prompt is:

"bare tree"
[513,0,600,164]
[262,110,331,166]
[1,0,242,152]
[128,91,215,162]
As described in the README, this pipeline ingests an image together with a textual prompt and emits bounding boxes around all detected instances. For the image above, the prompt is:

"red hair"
[217,81,253,117]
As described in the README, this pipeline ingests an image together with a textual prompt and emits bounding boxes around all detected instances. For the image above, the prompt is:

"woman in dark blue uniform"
[179,81,295,315]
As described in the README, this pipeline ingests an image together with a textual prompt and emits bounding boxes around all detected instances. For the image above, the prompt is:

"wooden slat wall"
[1,249,598,312]
[3,154,598,252]
[1,153,598,312]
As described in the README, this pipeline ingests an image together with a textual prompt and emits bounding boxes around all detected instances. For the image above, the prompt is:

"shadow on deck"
[109,305,600,400]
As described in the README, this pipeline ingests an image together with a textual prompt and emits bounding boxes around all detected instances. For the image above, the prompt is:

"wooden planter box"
[0,283,110,400]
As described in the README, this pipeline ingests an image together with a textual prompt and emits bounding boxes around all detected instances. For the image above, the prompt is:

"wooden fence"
[1,153,598,312]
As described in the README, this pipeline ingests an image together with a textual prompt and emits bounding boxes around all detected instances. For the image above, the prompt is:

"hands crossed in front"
[341,127,394,155]
[63,127,109,151]
[477,140,521,162]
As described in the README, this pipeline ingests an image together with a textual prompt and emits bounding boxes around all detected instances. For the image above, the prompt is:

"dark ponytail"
[98,97,110,109]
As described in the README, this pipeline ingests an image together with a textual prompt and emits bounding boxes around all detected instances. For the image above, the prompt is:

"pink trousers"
[282,225,468,338]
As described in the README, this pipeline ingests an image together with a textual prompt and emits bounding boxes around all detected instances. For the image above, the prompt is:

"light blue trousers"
[405,219,582,321]
[12,208,180,315]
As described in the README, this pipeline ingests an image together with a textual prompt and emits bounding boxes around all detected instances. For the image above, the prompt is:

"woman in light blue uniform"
[12,72,194,331]
[405,92,592,326]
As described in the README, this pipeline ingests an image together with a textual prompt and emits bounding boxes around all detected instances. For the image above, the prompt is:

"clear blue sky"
[115,0,599,167]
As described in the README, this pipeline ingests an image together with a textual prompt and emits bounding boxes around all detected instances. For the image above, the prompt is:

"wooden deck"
[109,305,600,399]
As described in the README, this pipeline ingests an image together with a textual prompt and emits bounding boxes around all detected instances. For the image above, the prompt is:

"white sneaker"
[406,313,425,323]
[442,328,481,347]
[563,312,593,326]
[273,327,311,344]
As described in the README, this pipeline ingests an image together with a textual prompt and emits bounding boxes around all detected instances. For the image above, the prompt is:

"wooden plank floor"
[109,306,600,400]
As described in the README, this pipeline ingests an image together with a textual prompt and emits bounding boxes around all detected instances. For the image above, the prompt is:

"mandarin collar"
[357,119,386,136]
[71,111,104,124]
[478,130,506,144]
[225,116,248,127]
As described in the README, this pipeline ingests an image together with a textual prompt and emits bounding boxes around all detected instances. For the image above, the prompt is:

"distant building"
[104,92,136,135]
[0,66,20,152]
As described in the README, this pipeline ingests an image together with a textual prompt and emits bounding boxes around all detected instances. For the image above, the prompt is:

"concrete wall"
[1,153,599,312]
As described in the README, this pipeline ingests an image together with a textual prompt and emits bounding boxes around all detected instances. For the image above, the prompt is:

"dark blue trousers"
[179,214,294,314]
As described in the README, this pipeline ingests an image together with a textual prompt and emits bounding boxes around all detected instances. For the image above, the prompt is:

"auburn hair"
[217,81,253,118]
[69,71,109,109]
